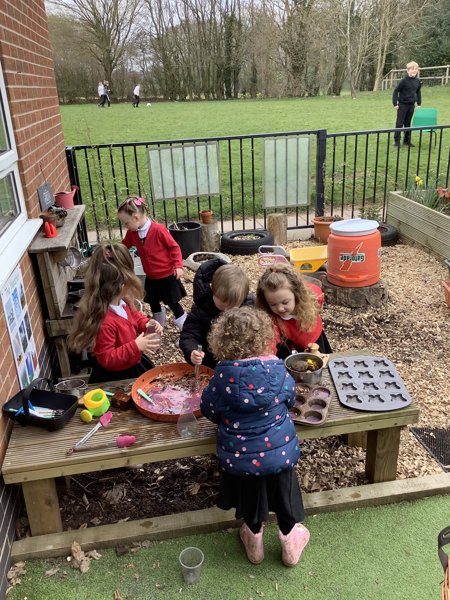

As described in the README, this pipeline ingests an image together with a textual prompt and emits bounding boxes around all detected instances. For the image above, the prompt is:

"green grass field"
[58,87,450,233]
[60,87,450,146]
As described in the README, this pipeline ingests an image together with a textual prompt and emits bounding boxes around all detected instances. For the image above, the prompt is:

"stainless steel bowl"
[284,352,324,384]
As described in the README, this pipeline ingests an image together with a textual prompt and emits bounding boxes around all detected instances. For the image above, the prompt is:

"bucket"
[168,221,201,259]
[54,185,78,209]
[327,218,381,288]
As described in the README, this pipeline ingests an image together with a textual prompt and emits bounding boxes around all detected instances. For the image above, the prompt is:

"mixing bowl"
[284,352,324,384]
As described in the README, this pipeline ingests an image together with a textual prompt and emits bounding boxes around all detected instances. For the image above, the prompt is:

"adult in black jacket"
[392,61,421,147]
[179,258,252,369]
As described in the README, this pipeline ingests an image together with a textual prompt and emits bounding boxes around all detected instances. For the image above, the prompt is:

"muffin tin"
[328,355,412,412]
[289,384,332,426]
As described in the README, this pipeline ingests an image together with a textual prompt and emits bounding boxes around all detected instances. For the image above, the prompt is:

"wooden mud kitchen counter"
[2,355,419,538]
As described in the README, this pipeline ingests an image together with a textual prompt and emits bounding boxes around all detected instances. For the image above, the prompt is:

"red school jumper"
[94,305,149,371]
[122,221,183,279]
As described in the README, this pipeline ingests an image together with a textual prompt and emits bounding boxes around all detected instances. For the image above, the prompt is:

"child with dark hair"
[179,258,252,369]
[68,243,161,383]
[201,306,309,567]
[118,196,187,332]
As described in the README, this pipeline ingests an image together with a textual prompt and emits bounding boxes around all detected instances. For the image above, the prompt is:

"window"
[0,63,41,287]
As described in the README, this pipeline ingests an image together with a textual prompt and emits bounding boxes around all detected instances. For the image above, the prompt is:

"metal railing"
[66,124,450,243]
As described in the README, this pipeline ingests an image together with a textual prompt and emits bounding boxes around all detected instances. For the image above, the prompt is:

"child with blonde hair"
[256,263,332,359]
[68,243,161,383]
[393,61,421,147]
[201,306,309,566]
[180,258,252,368]
[117,196,187,332]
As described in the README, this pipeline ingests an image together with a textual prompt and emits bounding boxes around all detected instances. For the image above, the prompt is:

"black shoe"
[403,142,415,147]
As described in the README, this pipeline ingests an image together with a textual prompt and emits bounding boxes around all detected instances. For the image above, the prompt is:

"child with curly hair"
[201,306,309,567]
[256,263,332,359]
[117,196,187,332]
[68,244,161,383]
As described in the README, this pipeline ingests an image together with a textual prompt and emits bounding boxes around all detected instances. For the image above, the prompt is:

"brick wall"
[0,0,71,591]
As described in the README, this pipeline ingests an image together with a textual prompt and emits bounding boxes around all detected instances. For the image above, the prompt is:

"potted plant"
[386,176,450,259]
[312,215,343,244]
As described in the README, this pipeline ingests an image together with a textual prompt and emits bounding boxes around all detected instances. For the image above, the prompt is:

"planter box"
[387,191,450,260]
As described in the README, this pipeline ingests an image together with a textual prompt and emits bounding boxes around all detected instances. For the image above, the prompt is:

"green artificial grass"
[7,495,449,599]
[60,87,450,147]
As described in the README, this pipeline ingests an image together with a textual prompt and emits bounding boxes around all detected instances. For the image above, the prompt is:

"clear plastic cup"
[179,547,204,584]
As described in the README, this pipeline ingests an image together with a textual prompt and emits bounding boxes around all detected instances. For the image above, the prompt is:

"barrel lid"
[329,218,379,236]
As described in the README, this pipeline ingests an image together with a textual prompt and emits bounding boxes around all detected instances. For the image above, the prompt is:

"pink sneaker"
[278,523,310,567]
[239,523,264,564]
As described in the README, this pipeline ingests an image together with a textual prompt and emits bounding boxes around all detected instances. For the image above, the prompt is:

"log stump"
[268,213,288,245]
[322,277,388,308]
[200,221,220,252]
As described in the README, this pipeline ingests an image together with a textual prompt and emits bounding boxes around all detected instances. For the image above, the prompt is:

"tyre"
[184,251,231,271]
[220,230,274,255]
[378,223,398,246]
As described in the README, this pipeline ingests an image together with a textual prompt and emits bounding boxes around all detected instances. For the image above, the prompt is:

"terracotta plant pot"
[312,215,343,244]
[199,210,213,224]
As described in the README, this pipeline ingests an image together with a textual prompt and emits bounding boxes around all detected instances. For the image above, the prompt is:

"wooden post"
[22,479,63,536]
[200,222,220,252]
[365,427,401,483]
[267,213,287,245]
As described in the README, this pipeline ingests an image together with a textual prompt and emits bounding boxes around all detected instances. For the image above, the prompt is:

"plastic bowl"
[285,353,324,384]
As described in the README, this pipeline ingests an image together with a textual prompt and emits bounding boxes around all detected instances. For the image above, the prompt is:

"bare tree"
[47,0,142,83]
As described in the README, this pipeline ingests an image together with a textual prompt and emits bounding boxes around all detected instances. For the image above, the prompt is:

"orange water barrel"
[327,219,381,287]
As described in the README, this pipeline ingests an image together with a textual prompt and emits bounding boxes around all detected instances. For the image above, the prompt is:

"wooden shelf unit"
[29,206,86,376]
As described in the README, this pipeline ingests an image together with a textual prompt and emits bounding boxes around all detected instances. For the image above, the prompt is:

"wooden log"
[268,213,288,245]
[322,277,388,308]
[200,222,220,251]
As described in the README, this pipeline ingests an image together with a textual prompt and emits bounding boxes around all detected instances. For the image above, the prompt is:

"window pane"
[0,97,11,153]
[0,173,19,235]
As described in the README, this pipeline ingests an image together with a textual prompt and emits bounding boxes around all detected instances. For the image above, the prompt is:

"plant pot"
[199,210,213,224]
[40,210,66,228]
[312,216,343,244]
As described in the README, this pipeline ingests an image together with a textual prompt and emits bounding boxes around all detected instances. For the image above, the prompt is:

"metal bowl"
[285,352,323,384]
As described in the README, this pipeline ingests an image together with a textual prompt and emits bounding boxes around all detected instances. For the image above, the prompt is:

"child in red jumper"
[256,263,332,359]
[68,244,162,383]
[118,196,187,331]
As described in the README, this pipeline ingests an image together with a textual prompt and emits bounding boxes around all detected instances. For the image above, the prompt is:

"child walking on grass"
[201,306,310,566]
[68,244,162,383]
[117,196,187,332]
[256,263,332,360]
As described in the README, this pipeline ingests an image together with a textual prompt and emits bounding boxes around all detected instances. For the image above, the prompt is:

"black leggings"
[149,298,184,319]
[245,517,296,536]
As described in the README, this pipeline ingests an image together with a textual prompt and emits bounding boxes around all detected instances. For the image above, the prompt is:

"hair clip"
[134,197,145,206]
[104,247,113,258]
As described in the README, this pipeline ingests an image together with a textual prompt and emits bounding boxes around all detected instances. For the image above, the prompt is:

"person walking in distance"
[132,84,140,108]
[97,81,106,107]
[392,61,422,147]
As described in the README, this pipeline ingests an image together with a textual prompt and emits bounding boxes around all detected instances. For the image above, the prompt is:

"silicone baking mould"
[328,355,412,412]
[289,383,332,426]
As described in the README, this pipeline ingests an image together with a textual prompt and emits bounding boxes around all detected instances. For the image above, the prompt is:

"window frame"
[0,62,41,287]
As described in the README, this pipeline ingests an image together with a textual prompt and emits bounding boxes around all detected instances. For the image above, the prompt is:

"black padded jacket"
[179,258,254,368]
[392,75,422,106]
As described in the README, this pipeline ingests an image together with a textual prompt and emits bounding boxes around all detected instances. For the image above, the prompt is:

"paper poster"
[1,265,39,387]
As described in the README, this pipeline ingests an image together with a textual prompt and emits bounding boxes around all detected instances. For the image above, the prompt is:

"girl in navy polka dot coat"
[201,306,310,567]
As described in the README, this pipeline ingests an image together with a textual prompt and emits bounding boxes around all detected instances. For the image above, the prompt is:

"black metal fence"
[66,124,450,244]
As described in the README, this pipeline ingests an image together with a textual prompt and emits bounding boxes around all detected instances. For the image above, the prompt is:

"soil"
[16,238,450,539]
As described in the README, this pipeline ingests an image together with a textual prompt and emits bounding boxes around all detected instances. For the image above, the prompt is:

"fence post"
[65,146,88,248]
[315,129,327,217]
